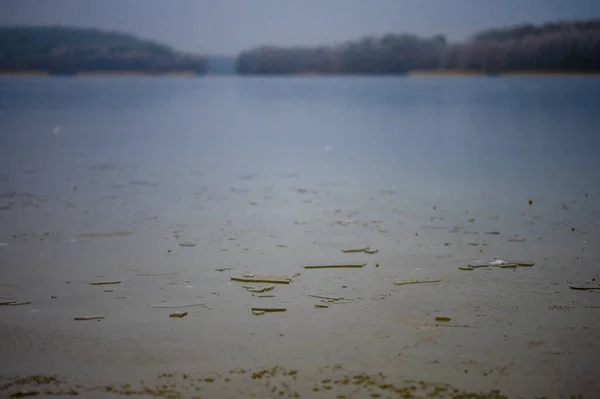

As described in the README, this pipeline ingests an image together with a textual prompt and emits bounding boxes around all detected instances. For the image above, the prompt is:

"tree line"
[236,19,600,75]
[0,26,207,74]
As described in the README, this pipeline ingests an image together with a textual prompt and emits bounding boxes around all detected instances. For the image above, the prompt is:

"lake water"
[0,76,599,398]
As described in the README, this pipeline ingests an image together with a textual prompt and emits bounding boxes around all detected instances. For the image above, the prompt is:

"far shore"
[0,70,203,77]
[2,69,600,78]
[408,69,600,77]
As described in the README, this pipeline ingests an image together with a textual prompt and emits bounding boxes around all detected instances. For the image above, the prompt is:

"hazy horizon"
[1,0,600,55]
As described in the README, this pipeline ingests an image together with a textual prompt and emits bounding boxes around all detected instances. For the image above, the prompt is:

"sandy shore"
[408,69,600,77]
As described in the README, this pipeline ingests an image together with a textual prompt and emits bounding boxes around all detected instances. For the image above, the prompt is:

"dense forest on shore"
[0,26,207,74]
[236,19,600,75]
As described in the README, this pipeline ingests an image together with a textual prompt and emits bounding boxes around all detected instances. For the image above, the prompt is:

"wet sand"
[1,170,599,399]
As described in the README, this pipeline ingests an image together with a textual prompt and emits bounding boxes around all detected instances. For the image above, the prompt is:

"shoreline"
[408,69,600,77]
[0,70,203,77]
[2,69,600,78]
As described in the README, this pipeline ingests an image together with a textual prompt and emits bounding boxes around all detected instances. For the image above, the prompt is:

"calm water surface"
[0,76,599,398]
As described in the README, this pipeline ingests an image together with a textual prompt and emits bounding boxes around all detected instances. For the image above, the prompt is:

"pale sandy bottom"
[1,176,599,399]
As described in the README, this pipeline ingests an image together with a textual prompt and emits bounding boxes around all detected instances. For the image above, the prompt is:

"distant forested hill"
[0,26,207,74]
[236,19,600,75]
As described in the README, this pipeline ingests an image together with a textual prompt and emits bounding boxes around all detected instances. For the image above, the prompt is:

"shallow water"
[0,76,599,398]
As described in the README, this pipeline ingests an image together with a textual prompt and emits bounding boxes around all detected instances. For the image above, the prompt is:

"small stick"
[89,281,121,286]
[394,280,441,286]
[569,285,600,291]
[341,247,369,253]
[0,301,31,306]
[303,264,367,269]
[151,303,207,309]
[231,277,290,284]
[74,316,105,321]
[308,294,345,301]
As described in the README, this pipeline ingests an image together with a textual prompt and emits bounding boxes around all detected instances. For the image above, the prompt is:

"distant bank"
[2,69,599,78]
[0,26,208,76]
[0,54,237,77]
[2,21,599,78]
[407,70,600,77]
[236,18,600,76]
[0,70,203,77]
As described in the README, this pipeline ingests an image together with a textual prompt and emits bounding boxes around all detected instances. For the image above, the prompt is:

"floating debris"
[458,267,475,271]
[251,307,286,313]
[323,299,354,304]
[508,238,527,243]
[214,268,235,272]
[315,304,330,308]
[169,311,188,318]
[394,280,441,286]
[303,264,367,269]
[231,274,292,284]
[435,316,451,322]
[484,231,500,235]
[74,316,105,321]
[152,303,207,309]
[364,249,379,254]
[257,294,276,298]
[465,261,491,268]
[568,284,600,291]
[242,285,275,293]
[179,241,196,247]
[0,300,31,306]
[341,247,370,253]
[431,323,473,328]
[89,281,121,286]
[252,309,265,316]
[467,259,534,269]
[308,294,345,301]
[77,231,134,238]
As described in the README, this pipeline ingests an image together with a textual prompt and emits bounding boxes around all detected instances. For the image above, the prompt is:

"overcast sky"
[1,0,599,55]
